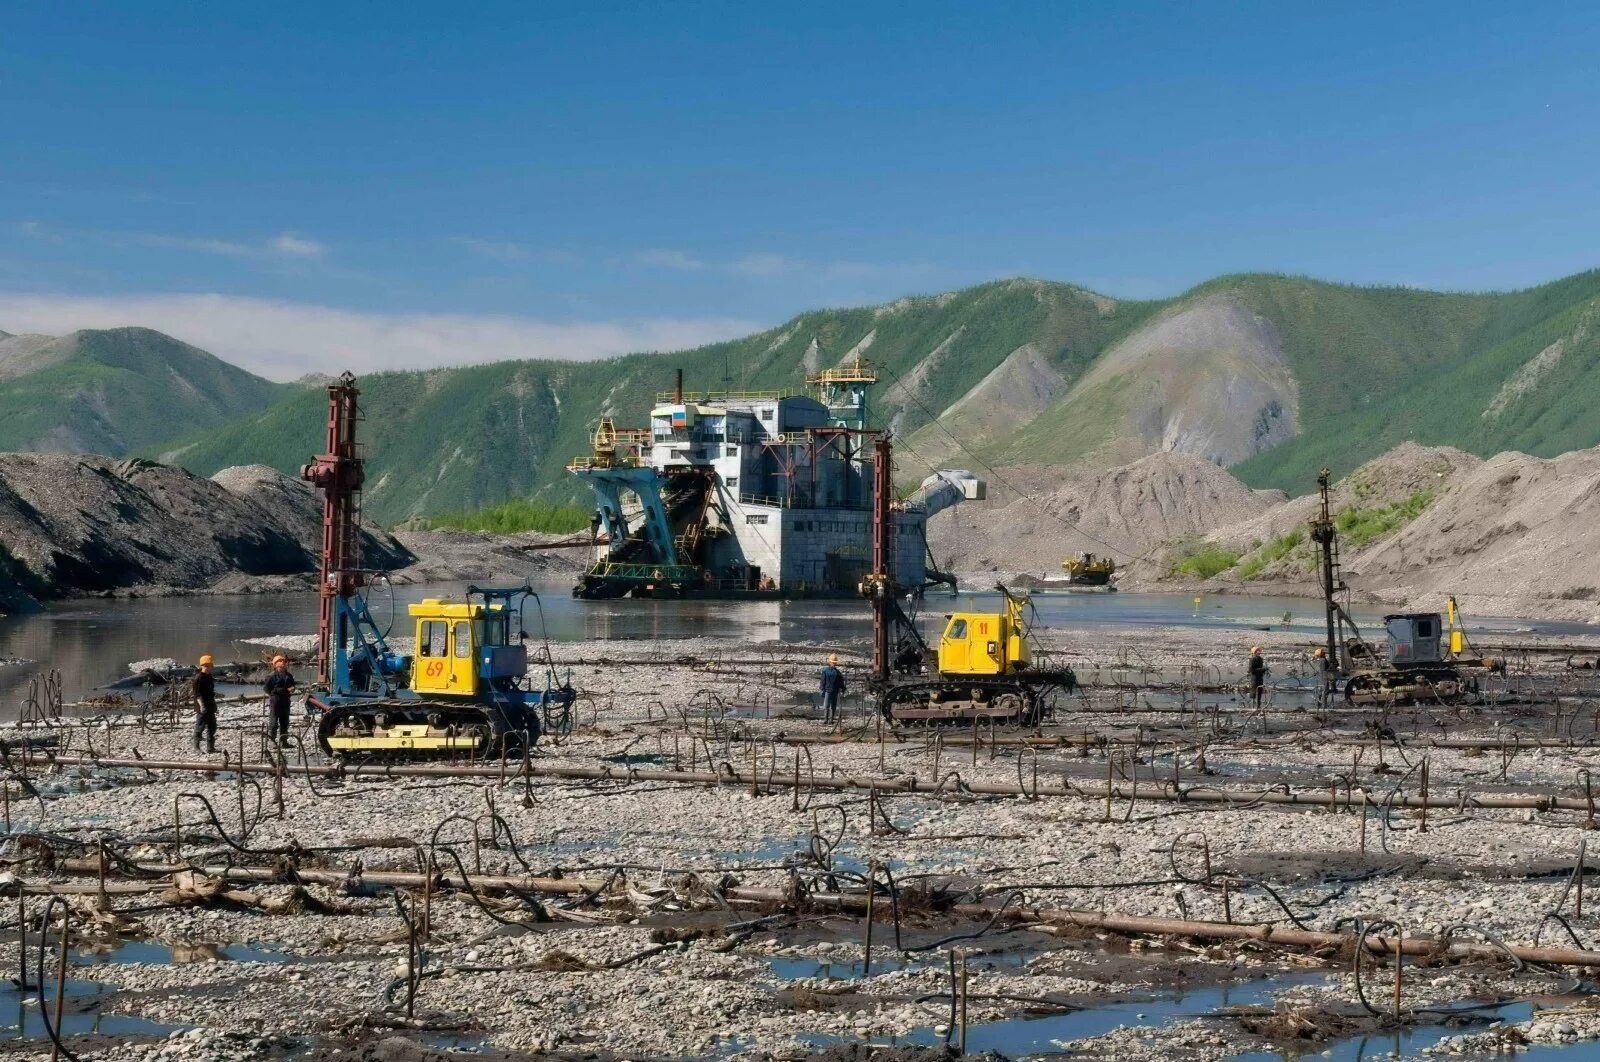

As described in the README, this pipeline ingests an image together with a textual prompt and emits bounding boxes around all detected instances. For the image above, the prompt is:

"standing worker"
[263,655,297,745]
[1248,646,1268,709]
[192,654,218,754]
[819,653,846,725]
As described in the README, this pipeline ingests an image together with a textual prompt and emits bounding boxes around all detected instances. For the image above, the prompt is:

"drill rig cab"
[935,589,1032,675]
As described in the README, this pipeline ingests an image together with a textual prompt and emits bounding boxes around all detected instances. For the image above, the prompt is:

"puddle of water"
[799,971,1545,1062]
[73,939,294,965]
[0,939,294,1044]
[800,975,1320,1056]
[425,1031,494,1053]
[0,975,189,1042]
[684,834,872,874]
[599,751,672,766]
[1230,1000,1536,1061]
[768,947,1040,982]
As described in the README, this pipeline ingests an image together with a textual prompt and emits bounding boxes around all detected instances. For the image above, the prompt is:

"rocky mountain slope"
[925,452,1285,574]
[155,269,1600,524]
[12,269,1600,528]
[1115,443,1600,622]
[0,455,410,604]
[0,327,284,455]
[160,279,1161,524]
[931,440,1600,621]
[1337,448,1600,621]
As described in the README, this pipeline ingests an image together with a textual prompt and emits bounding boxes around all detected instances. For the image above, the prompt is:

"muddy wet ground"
[3,624,1600,1059]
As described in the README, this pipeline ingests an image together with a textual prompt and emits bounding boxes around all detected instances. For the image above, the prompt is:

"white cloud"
[131,232,255,257]
[635,248,707,271]
[15,220,64,244]
[0,292,763,381]
[634,248,936,286]
[15,221,328,260]
[266,233,326,258]
[728,253,794,277]
[450,237,529,261]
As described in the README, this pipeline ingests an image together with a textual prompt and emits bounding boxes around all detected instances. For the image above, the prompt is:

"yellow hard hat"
[1251,646,1262,654]
[272,655,287,665]
[827,654,839,665]
[1313,647,1325,658]
[198,654,213,666]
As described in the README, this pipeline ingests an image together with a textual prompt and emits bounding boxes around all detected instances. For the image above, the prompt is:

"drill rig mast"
[300,372,383,689]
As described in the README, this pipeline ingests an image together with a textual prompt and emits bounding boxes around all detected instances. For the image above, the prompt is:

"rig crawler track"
[878,670,1079,726]
[314,697,534,759]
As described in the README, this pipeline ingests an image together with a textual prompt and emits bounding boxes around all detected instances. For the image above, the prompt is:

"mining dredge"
[567,359,978,599]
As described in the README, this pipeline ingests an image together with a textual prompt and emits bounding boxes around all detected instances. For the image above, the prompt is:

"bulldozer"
[859,436,1076,726]
[299,373,575,759]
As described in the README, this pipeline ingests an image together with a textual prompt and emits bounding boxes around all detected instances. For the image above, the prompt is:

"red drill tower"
[300,371,365,685]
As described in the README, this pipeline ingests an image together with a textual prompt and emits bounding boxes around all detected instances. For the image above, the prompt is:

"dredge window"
[454,621,472,658]
[948,619,968,639]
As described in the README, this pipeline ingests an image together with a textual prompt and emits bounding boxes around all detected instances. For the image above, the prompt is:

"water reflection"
[0,578,1577,711]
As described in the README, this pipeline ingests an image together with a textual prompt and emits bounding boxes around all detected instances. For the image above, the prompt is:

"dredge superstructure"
[568,358,981,599]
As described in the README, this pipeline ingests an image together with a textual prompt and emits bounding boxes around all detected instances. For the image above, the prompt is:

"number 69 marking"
[423,660,446,677]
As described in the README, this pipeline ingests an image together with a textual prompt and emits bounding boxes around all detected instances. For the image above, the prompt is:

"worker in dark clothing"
[192,654,218,753]
[263,655,296,745]
[819,653,846,725]
[1248,646,1268,709]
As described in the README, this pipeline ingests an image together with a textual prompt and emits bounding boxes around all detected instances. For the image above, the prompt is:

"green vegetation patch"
[1334,489,1436,549]
[1237,528,1305,580]
[421,498,591,535]
[1168,541,1240,580]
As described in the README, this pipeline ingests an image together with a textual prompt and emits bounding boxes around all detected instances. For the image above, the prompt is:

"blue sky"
[3,1,1597,377]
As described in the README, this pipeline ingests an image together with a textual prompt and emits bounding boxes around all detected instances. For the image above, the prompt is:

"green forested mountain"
[12,269,1600,525]
[0,327,284,455]
[163,280,1160,523]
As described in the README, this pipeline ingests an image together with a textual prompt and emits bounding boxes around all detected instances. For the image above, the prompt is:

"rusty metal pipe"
[30,751,1595,813]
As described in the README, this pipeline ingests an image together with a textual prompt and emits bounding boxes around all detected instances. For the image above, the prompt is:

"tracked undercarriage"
[1343,666,1479,706]
[877,670,1078,726]
[312,696,541,759]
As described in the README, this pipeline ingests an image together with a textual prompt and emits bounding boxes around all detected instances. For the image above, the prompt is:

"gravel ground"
[4,624,1600,1060]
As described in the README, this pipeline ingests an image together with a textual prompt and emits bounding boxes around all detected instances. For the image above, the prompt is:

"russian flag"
[671,409,688,426]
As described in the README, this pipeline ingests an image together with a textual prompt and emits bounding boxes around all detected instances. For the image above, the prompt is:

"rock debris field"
[7,624,1600,1060]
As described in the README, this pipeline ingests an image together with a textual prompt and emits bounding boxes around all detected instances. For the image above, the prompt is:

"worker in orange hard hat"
[263,655,297,746]
[1247,646,1268,710]
[192,654,218,753]
[819,654,846,727]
